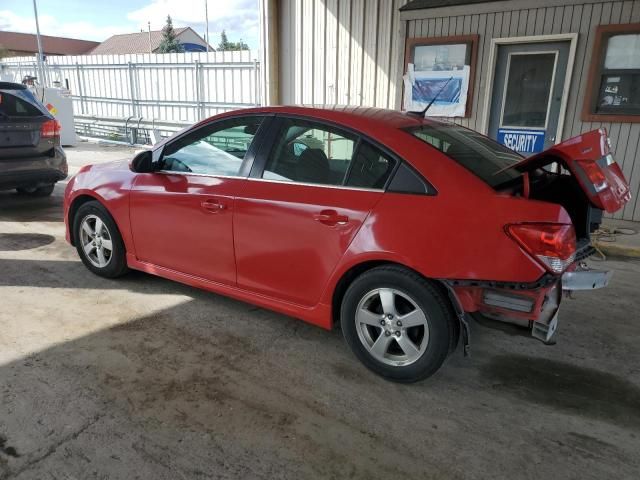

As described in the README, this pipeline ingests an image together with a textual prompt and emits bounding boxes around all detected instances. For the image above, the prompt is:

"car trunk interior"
[528,169,602,244]
[500,164,602,250]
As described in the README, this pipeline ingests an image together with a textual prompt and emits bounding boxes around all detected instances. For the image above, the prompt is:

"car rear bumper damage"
[447,265,612,346]
[562,268,612,290]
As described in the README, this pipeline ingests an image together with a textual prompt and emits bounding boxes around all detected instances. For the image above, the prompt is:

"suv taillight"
[41,119,61,138]
[506,223,576,274]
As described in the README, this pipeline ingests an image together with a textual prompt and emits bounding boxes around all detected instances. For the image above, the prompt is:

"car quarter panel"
[314,131,572,309]
[64,160,137,255]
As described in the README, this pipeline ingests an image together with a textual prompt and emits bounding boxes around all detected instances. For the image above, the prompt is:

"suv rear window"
[0,90,43,117]
[405,124,523,188]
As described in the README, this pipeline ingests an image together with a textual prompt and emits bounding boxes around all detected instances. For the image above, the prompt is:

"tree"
[157,15,185,53]
[217,30,249,51]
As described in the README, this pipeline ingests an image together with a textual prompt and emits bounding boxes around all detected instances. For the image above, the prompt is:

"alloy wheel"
[355,288,430,367]
[79,214,113,268]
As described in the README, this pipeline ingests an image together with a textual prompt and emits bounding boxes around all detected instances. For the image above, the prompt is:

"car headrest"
[297,148,329,184]
[244,124,260,135]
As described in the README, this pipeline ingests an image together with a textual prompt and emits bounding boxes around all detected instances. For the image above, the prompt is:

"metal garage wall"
[403,0,640,221]
[278,0,408,108]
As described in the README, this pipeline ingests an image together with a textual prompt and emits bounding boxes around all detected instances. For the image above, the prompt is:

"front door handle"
[314,209,349,226]
[201,199,226,213]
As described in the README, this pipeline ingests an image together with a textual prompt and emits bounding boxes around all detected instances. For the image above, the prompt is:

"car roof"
[156,105,457,153]
[0,82,27,90]
[227,105,450,131]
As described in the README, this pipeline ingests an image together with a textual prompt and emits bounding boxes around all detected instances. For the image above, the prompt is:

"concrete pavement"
[1,142,639,479]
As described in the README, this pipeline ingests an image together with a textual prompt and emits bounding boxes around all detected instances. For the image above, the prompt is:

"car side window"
[161,116,263,176]
[345,142,396,189]
[262,118,357,186]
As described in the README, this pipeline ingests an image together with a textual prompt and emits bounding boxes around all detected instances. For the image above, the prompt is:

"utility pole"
[148,21,152,54]
[204,0,210,52]
[32,0,45,85]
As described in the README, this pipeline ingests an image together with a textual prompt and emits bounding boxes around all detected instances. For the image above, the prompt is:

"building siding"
[278,0,409,108]
[276,0,640,221]
[406,0,640,221]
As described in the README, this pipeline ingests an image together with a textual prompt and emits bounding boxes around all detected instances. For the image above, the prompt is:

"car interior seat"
[296,148,330,184]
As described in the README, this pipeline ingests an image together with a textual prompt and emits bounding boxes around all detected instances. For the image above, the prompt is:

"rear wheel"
[16,184,55,197]
[73,201,129,278]
[340,265,456,383]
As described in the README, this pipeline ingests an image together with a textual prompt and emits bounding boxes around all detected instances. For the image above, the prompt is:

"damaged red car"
[63,106,631,382]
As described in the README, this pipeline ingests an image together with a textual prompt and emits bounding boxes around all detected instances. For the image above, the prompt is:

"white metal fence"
[0,50,262,144]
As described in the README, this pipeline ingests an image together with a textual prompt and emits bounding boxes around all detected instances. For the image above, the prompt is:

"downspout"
[260,0,280,105]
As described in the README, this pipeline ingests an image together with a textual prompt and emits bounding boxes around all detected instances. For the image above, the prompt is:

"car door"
[129,115,267,285]
[233,116,398,307]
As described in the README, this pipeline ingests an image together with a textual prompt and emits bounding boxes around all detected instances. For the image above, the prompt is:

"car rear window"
[0,90,43,118]
[405,124,523,188]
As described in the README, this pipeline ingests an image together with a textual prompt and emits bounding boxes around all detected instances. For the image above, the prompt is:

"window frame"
[155,114,272,178]
[582,23,640,123]
[250,114,405,192]
[403,34,479,118]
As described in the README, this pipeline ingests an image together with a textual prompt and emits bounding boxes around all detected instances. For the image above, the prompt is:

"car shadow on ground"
[1,236,640,476]
[0,234,55,251]
[0,188,65,224]
[1,255,639,478]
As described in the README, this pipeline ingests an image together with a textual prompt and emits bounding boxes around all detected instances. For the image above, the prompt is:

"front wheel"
[340,266,457,383]
[73,201,129,278]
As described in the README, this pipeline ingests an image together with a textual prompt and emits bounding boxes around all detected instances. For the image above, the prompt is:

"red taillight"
[507,223,576,274]
[576,159,608,193]
[41,119,61,138]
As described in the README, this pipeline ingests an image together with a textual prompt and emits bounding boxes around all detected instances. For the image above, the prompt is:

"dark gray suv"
[0,82,67,196]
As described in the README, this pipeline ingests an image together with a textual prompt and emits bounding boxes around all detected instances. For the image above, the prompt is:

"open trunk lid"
[507,129,631,213]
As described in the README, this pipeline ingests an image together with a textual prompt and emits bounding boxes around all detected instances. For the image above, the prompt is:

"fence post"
[253,58,260,106]
[127,62,137,117]
[75,63,86,114]
[194,60,204,120]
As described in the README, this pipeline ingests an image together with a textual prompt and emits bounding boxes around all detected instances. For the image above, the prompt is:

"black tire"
[340,265,457,383]
[73,200,129,278]
[16,184,55,197]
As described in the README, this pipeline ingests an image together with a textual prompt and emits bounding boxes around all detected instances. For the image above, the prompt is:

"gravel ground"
[1,142,639,480]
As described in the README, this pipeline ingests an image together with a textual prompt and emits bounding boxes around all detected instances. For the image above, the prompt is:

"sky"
[0,0,260,49]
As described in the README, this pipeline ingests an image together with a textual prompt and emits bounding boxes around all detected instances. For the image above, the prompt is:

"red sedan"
[64,106,631,382]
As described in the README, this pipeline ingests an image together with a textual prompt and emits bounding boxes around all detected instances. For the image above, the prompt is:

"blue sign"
[497,129,546,154]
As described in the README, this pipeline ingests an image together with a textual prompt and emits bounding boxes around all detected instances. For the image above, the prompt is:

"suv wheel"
[16,184,55,197]
[73,201,129,278]
[340,265,457,383]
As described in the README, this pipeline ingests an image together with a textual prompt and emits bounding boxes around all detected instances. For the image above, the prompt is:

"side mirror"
[130,150,155,173]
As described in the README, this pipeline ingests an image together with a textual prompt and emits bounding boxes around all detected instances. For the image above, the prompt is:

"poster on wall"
[403,64,470,117]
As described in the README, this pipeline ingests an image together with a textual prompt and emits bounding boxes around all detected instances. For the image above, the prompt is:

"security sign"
[497,129,545,154]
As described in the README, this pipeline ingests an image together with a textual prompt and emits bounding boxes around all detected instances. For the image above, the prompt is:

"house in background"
[260,0,640,222]
[91,27,212,54]
[0,31,99,57]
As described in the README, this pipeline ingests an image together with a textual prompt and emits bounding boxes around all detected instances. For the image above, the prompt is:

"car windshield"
[405,123,523,188]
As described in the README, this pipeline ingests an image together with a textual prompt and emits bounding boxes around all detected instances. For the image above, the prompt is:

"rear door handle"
[201,199,226,213]
[314,209,349,226]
